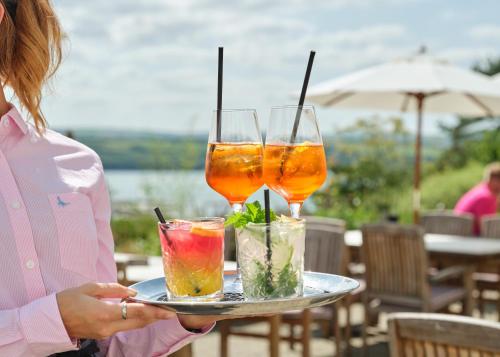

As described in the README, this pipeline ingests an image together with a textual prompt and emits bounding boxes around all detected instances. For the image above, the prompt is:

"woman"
[0,1,228,356]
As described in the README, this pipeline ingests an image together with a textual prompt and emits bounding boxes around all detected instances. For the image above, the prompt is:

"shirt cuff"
[156,317,215,355]
[19,293,77,356]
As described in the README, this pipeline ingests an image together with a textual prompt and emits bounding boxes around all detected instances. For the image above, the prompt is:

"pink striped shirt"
[0,106,210,356]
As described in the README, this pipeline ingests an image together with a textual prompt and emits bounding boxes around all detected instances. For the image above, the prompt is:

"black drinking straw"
[154,207,172,246]
[154,207,166,224]
[216,47,223,142]
[264,189,273,289]
[290,51,316,144]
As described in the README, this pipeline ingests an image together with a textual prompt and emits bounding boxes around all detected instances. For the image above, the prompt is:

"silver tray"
[128,271,359,315]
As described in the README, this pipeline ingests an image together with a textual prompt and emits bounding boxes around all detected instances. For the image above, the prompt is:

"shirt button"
[11,201,21,209]
[26,260,35,269]
[2,119,9,128]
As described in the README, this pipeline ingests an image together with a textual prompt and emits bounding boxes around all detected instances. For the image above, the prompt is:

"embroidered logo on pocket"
[57,196,70,207]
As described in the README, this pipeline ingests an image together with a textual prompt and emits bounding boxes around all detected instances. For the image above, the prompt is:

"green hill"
[60,129,447,171]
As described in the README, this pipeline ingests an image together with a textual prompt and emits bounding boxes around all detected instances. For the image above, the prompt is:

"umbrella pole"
[413,94,424,223]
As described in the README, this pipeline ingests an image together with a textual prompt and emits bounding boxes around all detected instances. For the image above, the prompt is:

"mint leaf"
[253,260,275,295]
[224,211,250,228]
[275,248,298,296]
[225,201,277,228]
[245,201,260,221]
[225,212,243,227]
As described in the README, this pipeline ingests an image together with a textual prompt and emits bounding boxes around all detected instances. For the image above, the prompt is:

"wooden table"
[345,230,500,264]
[114,253,150,285]
[346,230,500,315]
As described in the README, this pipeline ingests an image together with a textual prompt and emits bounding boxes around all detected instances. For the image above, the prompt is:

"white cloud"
[468,24,500,41]
[43,0,498,135]
[437,47,498,64]
[320,25,406,46]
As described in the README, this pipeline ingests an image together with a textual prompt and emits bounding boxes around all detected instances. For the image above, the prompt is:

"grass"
[315,161,485,228]
[111,161,486,253]
[393,161,484,223]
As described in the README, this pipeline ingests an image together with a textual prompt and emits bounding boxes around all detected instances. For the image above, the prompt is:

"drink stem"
[289,202,302,219]
[231,202,243,286]
[231,203,243,213]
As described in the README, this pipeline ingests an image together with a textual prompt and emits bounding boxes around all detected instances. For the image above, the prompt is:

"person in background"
[454,162,500,235]
[0,1,239,356]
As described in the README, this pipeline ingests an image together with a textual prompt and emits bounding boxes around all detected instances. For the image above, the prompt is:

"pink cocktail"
[158,218,224,299]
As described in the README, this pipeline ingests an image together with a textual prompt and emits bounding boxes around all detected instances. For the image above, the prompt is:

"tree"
[314,116,413,226]
[437,57,500,169]
[473,57,500,76]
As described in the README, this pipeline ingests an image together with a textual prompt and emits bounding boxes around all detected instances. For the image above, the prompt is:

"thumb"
[80,283,137,299]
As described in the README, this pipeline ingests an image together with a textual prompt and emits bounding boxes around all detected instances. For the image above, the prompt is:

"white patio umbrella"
[493,73,500,84]
[306,50,500,222]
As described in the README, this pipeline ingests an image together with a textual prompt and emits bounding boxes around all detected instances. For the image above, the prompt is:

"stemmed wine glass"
[205,109,264,212]
[263,105,327,218]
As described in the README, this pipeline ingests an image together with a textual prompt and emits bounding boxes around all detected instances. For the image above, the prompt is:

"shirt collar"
[0,105,29,136]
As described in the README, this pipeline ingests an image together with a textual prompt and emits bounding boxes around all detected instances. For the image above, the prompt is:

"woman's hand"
[56,283,176,339]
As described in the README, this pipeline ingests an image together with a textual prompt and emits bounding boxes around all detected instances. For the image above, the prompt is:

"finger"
[124,303,175,321]
[106,317,165,335]
[104,303,176,336]
[80,283,137,299]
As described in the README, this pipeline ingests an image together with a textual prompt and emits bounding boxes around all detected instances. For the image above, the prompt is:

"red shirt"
[454,182,498,235]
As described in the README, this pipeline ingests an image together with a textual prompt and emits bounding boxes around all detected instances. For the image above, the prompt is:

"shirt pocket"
[48,192,98,279]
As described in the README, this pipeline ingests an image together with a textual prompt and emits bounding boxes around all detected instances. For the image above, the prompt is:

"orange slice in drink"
[190,225,222,238]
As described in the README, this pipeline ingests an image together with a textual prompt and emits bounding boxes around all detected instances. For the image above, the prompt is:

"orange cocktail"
[206,142,264,206]
[264,143,327,203]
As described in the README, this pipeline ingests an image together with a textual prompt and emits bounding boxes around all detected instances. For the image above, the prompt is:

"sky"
[34,0,500,136]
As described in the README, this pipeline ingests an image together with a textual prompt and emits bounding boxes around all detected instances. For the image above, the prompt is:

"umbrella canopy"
[308,54,500,116]
[306,51,500,222]
[493,73,500,84]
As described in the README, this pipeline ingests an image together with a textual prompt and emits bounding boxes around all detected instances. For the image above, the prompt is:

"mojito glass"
[158,218,224,300]
[236,218,305,299]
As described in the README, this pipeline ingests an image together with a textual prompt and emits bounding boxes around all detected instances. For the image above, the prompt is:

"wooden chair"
[220,224,354,357]
[388,312,500,356]
[476,215,500,320]
[421,211,474,236]
[224,226,236,262]
[281,226,349,356]
[361,224,474,353]
[220,226,283,357]
[304,216,347,230]
[170,345,192,357]
[482,215,500,238]
[305,216,363,276]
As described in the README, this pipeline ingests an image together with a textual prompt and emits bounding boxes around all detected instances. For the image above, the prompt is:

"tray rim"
[128,271,360,308]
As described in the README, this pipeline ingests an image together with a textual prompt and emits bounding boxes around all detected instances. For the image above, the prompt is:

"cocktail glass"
[205,109,264,213]
[158,217,224,300]
[235,218,305,300]
[264,105,327,218]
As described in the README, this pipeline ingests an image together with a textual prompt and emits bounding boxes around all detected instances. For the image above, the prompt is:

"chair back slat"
[304,216,346,230]
[388,313,500,357]
[224,226,236,261]
[421,211,474,236]
[481,215,500,238]
[305,226,347,276]
[361,224,428,302]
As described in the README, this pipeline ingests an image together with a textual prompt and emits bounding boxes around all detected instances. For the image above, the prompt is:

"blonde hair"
[0,0,63,133]
[484,162,500,181]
